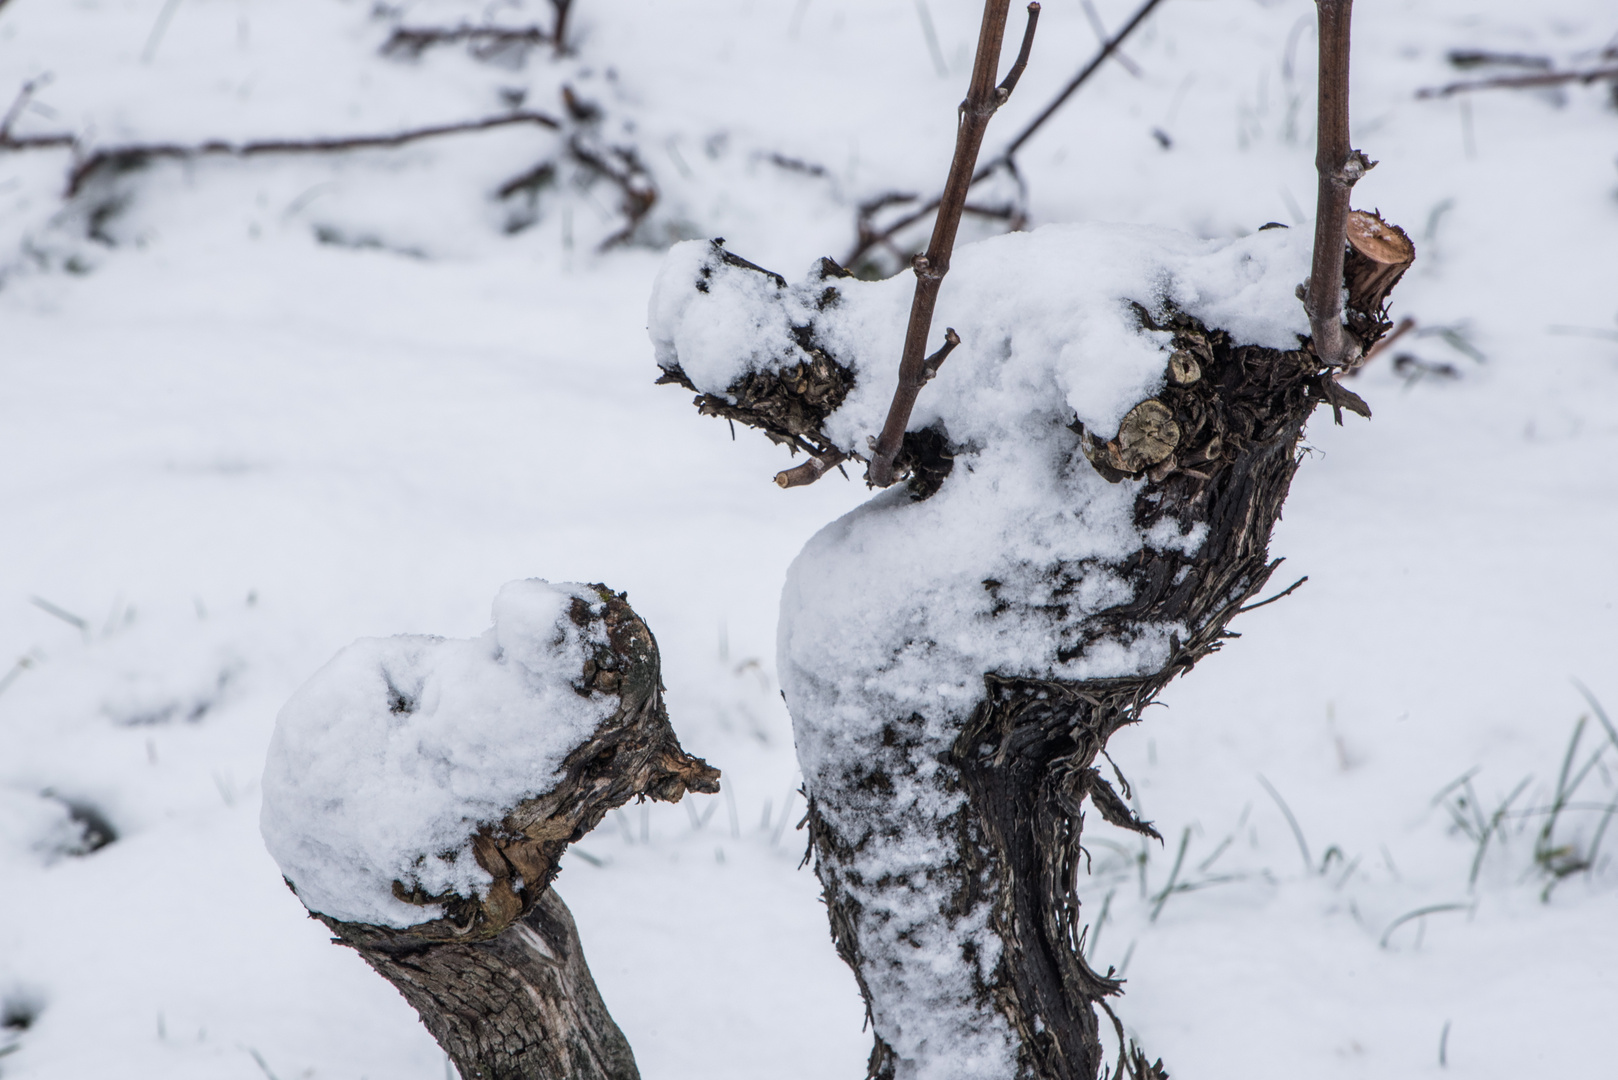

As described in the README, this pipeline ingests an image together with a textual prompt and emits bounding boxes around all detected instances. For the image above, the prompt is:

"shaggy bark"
[321,889,637,1080]
[291,590,718,1080]
[662,230,1407,1079]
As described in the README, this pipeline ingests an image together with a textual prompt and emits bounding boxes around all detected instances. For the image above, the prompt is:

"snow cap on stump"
[260,579,716,932]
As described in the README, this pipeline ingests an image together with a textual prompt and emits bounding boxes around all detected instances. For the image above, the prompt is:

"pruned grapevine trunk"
[802,313,1336,1080]
[658,219,1409,1079]
[319,888,638,1080]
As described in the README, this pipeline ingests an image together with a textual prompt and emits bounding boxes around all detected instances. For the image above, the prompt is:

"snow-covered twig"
[866,1,1040,488]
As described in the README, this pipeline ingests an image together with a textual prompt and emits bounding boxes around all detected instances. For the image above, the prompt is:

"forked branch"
[866,2,1039,488]
[845,0,1163,270]
[1304,0,1373,369]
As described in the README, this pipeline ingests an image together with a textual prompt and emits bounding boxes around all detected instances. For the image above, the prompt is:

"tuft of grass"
[1148,829,1191,923]
[1145,827,1247,923]
[1433,687,1616,900]
[1256,774,1312,873]
[1529,706,1617,899]
[1379,901,1472,949]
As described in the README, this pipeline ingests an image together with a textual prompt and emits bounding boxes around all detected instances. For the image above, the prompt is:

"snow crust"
[259,580,614,927]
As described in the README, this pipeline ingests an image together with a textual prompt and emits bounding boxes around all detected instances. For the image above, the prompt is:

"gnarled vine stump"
[267,587,718,1080]
[659,213,1411,1079]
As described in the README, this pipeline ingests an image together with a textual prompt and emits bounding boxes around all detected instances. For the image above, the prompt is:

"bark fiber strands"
[322,889,638,1080]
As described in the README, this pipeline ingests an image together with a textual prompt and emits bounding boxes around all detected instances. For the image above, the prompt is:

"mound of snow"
[259,580,615,927]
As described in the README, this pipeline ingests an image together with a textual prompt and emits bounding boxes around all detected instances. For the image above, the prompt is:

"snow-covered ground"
[1,0,1615,1076]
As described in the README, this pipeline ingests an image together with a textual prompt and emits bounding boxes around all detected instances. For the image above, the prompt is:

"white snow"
[0,0,1615,1078]
[260,580,614,927]
[652,222,1312,450]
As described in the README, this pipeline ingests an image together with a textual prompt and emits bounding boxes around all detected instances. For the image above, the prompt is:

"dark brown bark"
[321,889,637,1080]
[1416,63,1618,98]
[289,589,718,1080]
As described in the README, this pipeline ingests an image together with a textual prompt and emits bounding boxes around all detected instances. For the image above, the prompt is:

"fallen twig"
[1446,49,1551,71]
[0,76,74,150]
[866,2,1039,487]
[1417,64,1618,99]
[381,24,550,61]
[566,134,657,250]
[846,0,1163,269]
[56,111,561,197]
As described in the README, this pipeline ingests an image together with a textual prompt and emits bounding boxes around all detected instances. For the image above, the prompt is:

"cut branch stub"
[1343,209,1415,329]
[1092,399,1181,475]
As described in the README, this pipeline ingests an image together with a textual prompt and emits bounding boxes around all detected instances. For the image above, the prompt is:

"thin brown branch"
[775,449,848,489]
[845,0,1162,269]
[921,326,962,381]
[1236,575,1308,614]
[62,111,561,197]
[997,2,1041,100]
[867,1,1036,487]
[1304,0,1372,369]
[1415,64,1618,99]
[567,135,657,250]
